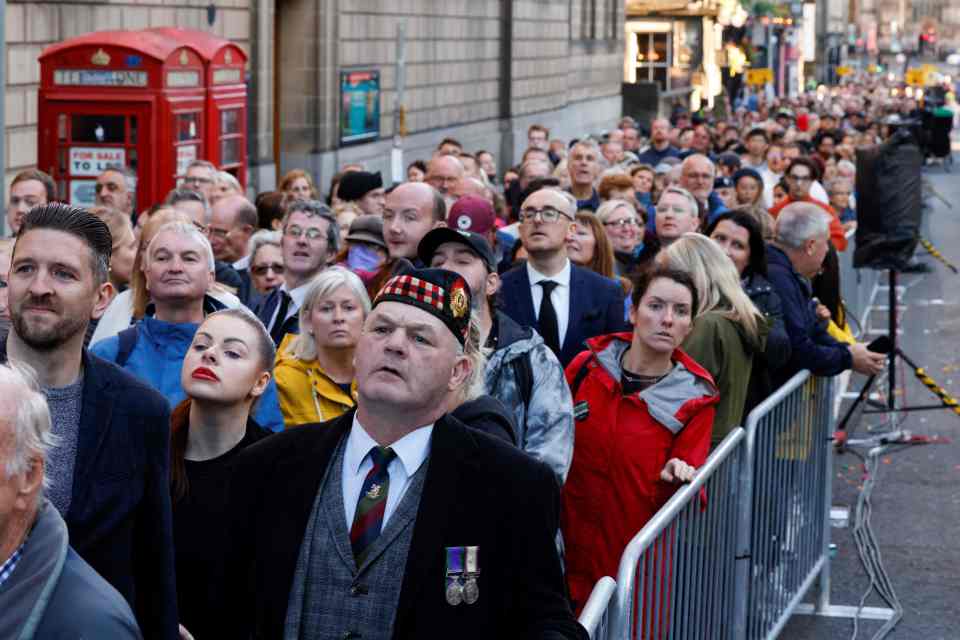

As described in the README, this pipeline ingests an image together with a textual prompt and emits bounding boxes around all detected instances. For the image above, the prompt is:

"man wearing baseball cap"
[419,228,574,484]
[220,266,586,639]
[445,194,516,267]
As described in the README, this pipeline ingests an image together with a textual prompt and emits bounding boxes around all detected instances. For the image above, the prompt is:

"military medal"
[445,547,465,606]
[463,546,480,604]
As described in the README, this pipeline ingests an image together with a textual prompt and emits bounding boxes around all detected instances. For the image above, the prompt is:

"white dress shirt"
[267,280,312,332]
[232,254,251,271]
[527,259,572,348]
[342,414,433,529]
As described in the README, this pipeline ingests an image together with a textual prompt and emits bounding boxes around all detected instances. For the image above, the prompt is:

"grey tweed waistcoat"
[284,434,429,640]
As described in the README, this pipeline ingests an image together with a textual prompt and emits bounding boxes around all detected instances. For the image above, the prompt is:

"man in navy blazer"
[2,204,177,639]
[500,187,627,367]
[255,199,339,345]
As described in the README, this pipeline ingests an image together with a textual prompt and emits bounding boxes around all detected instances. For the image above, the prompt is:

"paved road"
[780,157,960,639]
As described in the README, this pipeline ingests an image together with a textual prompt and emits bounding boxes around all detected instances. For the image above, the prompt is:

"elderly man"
[94,165,136,217]
[2,204,177,638]
[636,119,682,166]
[566,140,602,212]
[6,169,54,237]
[219,267,587,639]
[679,154,728,225]
[383,181,446,262]
[419,229,574,484]
[499,188,626,367]
[207,194,259,303]
[90,221,283,431]
[426,154,465,199]
[255,200,339,345]
[0,363,141,638]
[767,203,885,388]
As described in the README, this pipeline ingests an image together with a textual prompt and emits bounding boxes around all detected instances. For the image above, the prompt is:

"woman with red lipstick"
[170,307,276,640]
[275,266,371,427]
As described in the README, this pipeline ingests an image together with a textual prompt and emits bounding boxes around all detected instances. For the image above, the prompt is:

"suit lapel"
[506,268,536,328]
[562,266,587,352]
[393,415,475,634]
[68,353,115,521]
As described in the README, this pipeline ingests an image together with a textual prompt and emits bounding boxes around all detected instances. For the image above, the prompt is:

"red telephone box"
[38,28,248,212]
[147,29,248,188]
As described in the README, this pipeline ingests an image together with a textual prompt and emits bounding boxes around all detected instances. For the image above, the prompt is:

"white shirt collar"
[345,413,433,478]
[526,258,571,289]
[232,254,251,271]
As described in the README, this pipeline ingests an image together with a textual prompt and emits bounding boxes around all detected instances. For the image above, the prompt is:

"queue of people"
[1,80,912,638]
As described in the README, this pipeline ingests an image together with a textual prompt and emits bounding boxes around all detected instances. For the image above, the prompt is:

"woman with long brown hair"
[170,307,275,640]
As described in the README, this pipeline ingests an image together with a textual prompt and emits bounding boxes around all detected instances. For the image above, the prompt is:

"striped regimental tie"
[350,446,398,563]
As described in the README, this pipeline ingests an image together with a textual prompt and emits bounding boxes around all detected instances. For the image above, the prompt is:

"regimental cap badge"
[450,285,469,319]
[179,49,189,66]
[91,48,111,66]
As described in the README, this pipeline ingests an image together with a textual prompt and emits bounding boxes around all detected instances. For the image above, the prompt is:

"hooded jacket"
[273,333,357,427]
[90,309,285,432]
[681,310,767,446]
[743,271,792,414]
[0,500,141,640]
[561,333,718,609]
[484,312,574,483]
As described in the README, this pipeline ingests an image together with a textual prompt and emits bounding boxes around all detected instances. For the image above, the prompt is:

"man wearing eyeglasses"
[499,188,627,367]
[183,160,218,204]
[208,195,259,304]
[254,200,340,345]
[768,157,847,251]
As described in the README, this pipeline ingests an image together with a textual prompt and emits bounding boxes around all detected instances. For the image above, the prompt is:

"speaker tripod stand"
[836,269,960,442]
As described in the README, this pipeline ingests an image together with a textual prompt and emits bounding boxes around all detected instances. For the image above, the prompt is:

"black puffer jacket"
[743,271,792,414]
[452,394,518,446]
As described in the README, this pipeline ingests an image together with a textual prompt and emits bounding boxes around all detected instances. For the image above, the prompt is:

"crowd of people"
[2,77,938,639]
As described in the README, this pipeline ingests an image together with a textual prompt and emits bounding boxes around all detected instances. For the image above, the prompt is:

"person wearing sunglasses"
[253,200,340,346]
[246,230,284,298]
[499,187,627,367]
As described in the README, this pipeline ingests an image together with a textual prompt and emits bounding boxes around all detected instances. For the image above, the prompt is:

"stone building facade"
[5,0,624,197]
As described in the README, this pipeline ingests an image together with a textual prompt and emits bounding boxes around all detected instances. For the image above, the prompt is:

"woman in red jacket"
[562,266,719,610]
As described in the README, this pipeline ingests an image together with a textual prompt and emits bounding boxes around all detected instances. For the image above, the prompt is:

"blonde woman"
[659,232,768,445]
[274,267,371,427]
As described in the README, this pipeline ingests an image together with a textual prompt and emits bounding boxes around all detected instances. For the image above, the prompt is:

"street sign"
[835,66,852,77]
[746,68,774,85]
[905,68,927,86]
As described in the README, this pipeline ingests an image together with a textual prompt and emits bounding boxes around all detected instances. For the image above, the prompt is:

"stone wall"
[4,0,252,192]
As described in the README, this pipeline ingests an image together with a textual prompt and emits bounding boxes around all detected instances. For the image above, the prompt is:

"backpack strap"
[115,325,140,368]
[569,357,593,399]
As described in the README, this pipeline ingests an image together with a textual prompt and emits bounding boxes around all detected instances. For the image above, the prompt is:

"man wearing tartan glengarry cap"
[218,266,587,639]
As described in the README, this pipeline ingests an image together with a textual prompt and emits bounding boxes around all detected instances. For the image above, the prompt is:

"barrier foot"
[793,603,895,621]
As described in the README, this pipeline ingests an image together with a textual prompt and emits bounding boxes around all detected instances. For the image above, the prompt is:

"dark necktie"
[349,446,397,563]
[537,280,561,356]
[269,290,292,344]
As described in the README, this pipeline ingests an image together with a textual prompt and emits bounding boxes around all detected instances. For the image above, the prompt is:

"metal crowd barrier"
[733,371,834,640]
[607,428,745,640]
[579,576,617,639]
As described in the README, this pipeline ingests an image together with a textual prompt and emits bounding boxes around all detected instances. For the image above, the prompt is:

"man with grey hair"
[679,154,729,225]
[0,363,141,638]
[767,202,884,388]
[255,200,339,345]
[183,159,218,203]
[94,165,136,216]
[207,194,260,303]
[219,266,586,639]
[425,154,465,198]
[566,140,601,211]
[500,187,626,366]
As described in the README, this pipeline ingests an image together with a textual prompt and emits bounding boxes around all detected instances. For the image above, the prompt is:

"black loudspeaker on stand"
[837,127,960,442]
